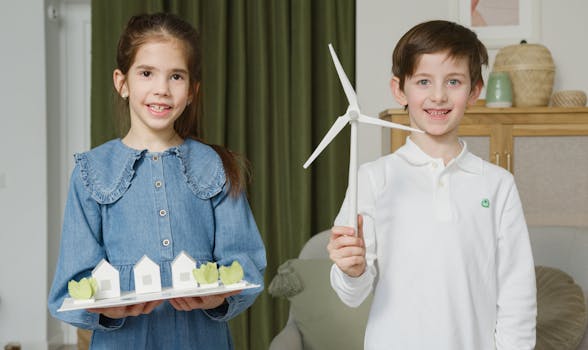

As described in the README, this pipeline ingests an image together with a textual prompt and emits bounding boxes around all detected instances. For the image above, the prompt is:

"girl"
[48,13,266,349]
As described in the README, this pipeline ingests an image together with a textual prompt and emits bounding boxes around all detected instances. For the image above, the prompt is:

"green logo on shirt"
[481,199,490,208]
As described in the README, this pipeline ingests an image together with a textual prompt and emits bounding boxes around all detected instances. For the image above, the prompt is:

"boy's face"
[391,51,481,139]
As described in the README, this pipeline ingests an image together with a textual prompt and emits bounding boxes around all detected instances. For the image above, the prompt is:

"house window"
[100,280,111,291]
[180,272,191,281]
[142,275,153,285]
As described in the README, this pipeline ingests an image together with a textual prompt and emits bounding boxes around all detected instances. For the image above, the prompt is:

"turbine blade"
[328,44,359,111]
[303,115,350,168]
[358,114,424,133]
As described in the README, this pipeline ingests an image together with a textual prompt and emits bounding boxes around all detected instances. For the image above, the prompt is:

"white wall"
[357,0,588,163]
[541,0,588,93]
[46,0,92,346]
[0,0,48,349]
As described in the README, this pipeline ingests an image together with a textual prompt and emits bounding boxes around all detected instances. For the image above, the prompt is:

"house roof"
[134,255,159,272]
[172,251,196,266]
[92,259,118,276]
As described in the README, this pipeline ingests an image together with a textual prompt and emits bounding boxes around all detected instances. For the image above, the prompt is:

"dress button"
[159,209,167,216]
[439,180,445,187]
[155,180,162,188]
[431,162,438,169]
[162,239,170,247]
[153,155,159,161]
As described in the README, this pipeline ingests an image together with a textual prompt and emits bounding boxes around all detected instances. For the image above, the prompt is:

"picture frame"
[458,0,540,49]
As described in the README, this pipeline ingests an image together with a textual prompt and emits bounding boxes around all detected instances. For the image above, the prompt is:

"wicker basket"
[551,90,587,107]
[493,42,555,107]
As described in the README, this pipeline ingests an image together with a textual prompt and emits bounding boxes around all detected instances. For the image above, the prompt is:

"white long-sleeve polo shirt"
[331,138,536,350]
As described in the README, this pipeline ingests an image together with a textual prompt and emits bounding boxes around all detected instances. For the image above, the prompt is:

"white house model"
[171,251,197,290]
[133,255,162,294]
[92,259,121,299]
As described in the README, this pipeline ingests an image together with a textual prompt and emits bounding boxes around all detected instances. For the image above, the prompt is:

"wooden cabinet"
[379,106,588,227]
[379,106,588,173]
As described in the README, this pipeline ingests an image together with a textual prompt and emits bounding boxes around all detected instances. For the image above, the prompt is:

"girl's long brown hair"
[115,12,247,196]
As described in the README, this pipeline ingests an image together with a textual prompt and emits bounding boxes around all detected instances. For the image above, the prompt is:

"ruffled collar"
[74,138,226,204]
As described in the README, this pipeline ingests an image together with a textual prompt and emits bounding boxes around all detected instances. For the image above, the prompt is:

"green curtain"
[91,1,355,349]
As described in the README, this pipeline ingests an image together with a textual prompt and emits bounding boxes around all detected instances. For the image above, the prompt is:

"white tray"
[58,281,259,312]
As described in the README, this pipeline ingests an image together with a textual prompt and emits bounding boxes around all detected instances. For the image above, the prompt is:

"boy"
[327,20,536,349]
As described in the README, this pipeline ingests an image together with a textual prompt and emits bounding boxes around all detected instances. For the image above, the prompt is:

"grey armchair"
[269,230,372,350]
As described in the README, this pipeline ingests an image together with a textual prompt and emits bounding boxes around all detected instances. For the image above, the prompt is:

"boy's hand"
[327,215,366,277]
[169,290,241,311]
[87,300,163,319]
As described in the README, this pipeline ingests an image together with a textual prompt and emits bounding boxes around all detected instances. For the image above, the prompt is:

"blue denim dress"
[48,138,266,349]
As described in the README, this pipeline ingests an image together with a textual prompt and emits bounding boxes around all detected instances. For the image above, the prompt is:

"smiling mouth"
[149,104,171,112]
[425,109,451,119]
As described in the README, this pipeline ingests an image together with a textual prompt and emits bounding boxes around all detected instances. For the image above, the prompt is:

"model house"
[91,259,121,299]
[172,251,197,290]
[133,255,162,294]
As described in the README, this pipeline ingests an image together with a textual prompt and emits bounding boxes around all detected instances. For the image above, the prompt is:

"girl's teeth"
[150,105,167,112]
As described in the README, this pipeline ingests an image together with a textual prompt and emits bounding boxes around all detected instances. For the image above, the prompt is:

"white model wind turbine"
[303,44,424,233]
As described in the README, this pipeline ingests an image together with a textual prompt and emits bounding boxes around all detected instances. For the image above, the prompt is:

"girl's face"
[391,51,481,139]
[115,39,192,138]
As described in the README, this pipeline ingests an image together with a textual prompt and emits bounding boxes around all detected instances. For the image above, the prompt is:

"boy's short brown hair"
[392,20,488,91]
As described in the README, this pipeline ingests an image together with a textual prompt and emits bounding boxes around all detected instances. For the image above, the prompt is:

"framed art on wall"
[459,0,540,48]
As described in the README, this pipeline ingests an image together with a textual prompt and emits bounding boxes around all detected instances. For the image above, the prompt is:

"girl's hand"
[87,300,163,319]
[327,214,366,277]
[169,290,241,311]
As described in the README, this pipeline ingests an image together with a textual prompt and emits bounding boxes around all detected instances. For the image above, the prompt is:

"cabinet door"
[513,135,588,227]
[459,124,505,168]
[461,136,491,162]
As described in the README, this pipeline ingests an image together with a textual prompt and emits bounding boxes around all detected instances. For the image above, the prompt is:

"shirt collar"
[396,137,483,174]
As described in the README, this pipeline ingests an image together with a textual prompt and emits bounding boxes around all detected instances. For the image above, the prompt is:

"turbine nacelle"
[303,43,424,231]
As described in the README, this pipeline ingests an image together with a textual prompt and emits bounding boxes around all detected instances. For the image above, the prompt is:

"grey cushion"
[536,266,588,350]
